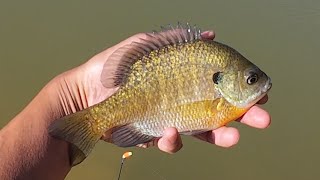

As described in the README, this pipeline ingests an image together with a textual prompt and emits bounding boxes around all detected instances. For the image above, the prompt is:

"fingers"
[201,31,215,40]
[136,98,270,152]
[157,121,241,153]
[194,97,271,147]
[157,127,183,154]
[194,127,240,148]
[237,105,271,129]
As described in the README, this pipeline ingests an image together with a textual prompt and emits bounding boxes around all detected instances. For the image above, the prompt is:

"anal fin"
[180,129,210,136]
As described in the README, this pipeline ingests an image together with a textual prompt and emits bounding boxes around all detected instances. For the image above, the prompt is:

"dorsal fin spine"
[100,23,203,88]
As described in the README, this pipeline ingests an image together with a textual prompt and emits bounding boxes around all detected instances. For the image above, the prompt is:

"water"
[0,0,319,179]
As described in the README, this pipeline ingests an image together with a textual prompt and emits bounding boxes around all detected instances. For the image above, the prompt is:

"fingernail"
[201,31,211,36]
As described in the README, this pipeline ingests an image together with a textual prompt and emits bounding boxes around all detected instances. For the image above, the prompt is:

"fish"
[49,23,272,166]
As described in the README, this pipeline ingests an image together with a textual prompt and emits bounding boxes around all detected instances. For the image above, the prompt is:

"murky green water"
[1,0,319,179]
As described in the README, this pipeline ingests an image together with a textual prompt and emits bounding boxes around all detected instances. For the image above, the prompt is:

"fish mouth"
[262,76,272,93]
[247,76,272,108]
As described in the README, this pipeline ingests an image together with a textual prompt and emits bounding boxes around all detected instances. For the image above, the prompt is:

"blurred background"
[0,0,319,179]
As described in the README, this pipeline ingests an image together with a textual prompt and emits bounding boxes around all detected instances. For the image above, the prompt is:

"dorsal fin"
[100,23,202,88]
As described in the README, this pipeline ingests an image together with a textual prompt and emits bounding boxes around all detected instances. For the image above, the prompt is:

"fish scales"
[92,41,222,130]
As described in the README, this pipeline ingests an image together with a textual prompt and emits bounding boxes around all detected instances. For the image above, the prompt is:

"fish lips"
[263,77,272,93]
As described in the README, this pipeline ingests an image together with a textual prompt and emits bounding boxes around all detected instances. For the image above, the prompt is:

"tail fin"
[49,109,102,166]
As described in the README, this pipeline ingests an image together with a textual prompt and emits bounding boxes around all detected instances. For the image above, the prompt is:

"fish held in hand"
[49,24,272,166]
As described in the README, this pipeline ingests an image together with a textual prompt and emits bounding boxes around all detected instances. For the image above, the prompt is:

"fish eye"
[247,73,259,85]
[212,71,222,84]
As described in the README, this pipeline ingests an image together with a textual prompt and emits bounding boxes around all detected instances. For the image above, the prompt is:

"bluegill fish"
[49,24,272,166]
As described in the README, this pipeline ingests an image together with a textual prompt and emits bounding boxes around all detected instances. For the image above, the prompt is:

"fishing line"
[142,154,167,180]
[116,151,167,180]
[117,158,125,180]
[117,152,132,180]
